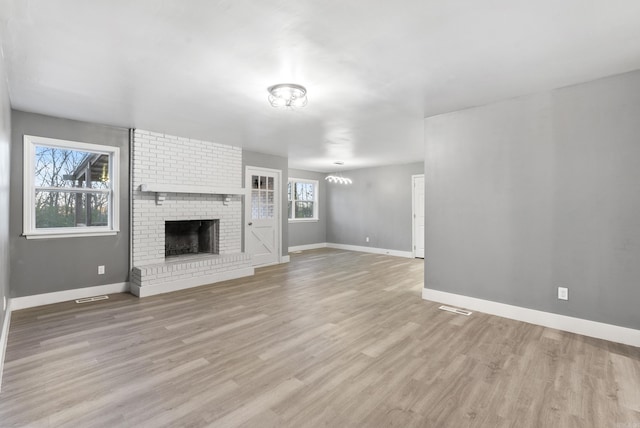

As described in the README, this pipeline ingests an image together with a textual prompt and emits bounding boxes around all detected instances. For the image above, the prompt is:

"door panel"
[413,175,425,258]
[246,168,280,266]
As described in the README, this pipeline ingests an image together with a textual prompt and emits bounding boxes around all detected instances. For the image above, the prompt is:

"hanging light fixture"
[325,161,352,184]
[267,83,308,108]
[325,175,352,184]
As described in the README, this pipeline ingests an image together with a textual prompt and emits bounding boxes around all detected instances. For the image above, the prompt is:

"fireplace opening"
[165,220,219,257]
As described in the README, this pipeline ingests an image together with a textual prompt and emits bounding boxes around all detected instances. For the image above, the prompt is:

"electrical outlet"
[365,236,370,243]
[558,287,568,301]
[3,296,5,311]
[98,265,106,275]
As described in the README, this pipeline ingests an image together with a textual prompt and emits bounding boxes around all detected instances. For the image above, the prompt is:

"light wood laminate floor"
[1,249,639,427]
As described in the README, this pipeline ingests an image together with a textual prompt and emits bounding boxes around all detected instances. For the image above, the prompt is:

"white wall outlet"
[98,265,106,275]
[3,296,6,311]
[558,286,568,301]
[365,236,370,243]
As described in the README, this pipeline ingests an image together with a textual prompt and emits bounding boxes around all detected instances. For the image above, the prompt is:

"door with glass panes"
[245,167,280,266]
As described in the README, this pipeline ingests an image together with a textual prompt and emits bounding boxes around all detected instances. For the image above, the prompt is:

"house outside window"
[288,178,318,221]
[23,135,120,239]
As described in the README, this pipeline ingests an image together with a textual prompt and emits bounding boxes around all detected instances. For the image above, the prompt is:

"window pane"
[88,193,109,225]
[268,176,274,190]
[35,190,81,227]
[35,191,109,228]
[287,181,292,201]
[35,146,110,189]
[252,175,259,189]
[295,201,315,219]
[251,190,259,219]
[295,182,315,201]
[87,155,110,189]
[288,201,292,219]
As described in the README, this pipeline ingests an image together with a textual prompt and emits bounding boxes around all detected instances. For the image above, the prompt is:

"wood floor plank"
[0,248,638,427]
[205,378,304,427]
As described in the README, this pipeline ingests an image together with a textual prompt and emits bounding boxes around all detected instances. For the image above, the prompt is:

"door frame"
[244,166,282,266]
[411,174,425,258]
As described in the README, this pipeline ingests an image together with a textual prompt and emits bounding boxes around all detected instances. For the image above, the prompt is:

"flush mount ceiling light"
[267,83,308,108]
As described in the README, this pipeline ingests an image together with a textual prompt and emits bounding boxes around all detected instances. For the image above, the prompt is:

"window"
[288,178,318,221]
[250,174,276,220]
[23,135,120,239]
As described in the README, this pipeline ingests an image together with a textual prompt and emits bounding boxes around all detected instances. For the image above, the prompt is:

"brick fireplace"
[129,130,253,297]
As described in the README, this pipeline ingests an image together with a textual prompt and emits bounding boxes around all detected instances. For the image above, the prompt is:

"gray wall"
[242,150,288,257]
[424,70,640,330]
[10,111,130,297]
[288,168,327,247]
[0,58,10,331]
[327,162,424,252]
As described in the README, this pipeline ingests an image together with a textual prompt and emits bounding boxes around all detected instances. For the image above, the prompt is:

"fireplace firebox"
[165,220,219,257]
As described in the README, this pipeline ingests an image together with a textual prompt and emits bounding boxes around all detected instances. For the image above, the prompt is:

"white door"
[245,167,281,266]
[412,174,425,258]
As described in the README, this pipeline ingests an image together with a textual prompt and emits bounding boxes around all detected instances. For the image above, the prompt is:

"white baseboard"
[0,299,11,393]
[11,282,130,311]
[288,243,413,259]
[327,243,414,259]
[281,255,290,263]
[131,267,254,298]
[422,288,640,348]
[288,243,329,252]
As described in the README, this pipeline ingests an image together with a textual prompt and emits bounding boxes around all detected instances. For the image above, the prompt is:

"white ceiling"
[2,1,640,172]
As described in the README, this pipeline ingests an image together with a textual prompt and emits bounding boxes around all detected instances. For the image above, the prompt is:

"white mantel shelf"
[140,184,247,205]
[140,183,247,195]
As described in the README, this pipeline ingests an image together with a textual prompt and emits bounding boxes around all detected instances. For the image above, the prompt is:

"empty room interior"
[1,1,640,427]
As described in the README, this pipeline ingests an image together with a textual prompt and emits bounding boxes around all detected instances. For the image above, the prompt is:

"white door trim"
[411,174,425,258]
[245,166,282,266]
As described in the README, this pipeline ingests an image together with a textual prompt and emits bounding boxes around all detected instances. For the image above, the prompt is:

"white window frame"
[23,135,120,239]
[288,178,319,222]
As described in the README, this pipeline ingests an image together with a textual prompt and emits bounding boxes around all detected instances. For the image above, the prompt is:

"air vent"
[438,305,472,316]
[75,295,109,304]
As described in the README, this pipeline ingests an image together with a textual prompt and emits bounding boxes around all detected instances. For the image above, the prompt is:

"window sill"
[23,230,119,240]
[288,219,319,223]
